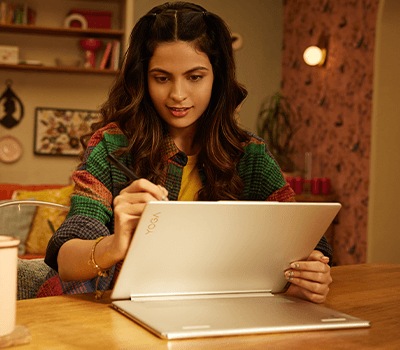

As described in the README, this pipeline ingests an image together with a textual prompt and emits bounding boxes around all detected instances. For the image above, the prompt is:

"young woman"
[44,2,332,303]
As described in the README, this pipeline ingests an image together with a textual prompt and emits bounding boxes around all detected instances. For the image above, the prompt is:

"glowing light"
[303,46,326,66]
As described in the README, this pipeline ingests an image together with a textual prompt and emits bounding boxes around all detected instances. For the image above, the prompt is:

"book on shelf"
[99,41,112,69]
[110,40,121,71]
[0,1,36,25]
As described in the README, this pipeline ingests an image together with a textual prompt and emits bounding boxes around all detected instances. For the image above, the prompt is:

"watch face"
[0,135,23,163]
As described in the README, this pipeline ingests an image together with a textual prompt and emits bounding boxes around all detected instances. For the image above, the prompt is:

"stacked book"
[0,1,36,25]
[99,40,120,70]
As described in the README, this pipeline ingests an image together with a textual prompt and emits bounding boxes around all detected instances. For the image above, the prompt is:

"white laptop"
[111,201,370,339]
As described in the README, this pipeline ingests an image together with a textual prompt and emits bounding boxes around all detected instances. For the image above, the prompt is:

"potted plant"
[256,92,299,173]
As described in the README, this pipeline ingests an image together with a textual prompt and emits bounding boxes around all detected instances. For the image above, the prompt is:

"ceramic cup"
[0,235,20,337]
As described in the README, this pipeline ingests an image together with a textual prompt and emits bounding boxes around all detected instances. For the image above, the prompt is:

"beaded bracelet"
[88,236,110,299]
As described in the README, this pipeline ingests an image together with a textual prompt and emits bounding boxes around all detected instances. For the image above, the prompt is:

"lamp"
[303,46,326,66]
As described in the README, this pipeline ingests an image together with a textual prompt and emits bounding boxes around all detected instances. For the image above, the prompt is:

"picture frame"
[34,107,101,156]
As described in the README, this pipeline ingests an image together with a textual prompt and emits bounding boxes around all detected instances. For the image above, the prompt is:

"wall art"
[0,79,24,129]
[34,107,100,156]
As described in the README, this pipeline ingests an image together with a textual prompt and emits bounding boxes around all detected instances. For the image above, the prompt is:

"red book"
[99,42,112,69]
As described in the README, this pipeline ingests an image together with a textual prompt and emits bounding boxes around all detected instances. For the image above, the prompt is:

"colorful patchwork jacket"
[40,122,332,297]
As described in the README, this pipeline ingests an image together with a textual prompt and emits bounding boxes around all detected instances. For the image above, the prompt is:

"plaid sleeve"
[238,143,288,200]
[45,215,110,272]
[314,236,333,265]
[267,183,296,202]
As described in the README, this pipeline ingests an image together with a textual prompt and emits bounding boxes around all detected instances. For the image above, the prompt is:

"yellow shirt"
[178,154,202,201]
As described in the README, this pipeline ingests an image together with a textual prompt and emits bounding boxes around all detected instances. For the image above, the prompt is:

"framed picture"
[34,107,101,156]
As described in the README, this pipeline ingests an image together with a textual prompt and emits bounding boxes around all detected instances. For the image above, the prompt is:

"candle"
[305,152,312,180]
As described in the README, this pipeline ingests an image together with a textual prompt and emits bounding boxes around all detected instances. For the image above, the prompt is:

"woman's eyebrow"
[148,66,210,75]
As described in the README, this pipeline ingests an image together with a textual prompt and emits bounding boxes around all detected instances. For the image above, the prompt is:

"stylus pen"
[106,154,139,181]
[106,154,168,201]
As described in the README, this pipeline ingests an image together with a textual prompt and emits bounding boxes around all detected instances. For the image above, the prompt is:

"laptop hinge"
[130,290,274,302]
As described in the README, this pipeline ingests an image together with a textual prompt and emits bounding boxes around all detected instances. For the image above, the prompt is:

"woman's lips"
[168,107,191,117]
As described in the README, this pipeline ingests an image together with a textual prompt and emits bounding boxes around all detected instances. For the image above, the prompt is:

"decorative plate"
[0,135,23,163]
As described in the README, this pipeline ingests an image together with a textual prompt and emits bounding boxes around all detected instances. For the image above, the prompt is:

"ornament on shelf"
[80,38,102,68]
[0,79,24,129]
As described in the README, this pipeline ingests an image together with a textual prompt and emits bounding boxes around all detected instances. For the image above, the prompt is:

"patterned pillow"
[13,185,74,255]
[0,201,37,255]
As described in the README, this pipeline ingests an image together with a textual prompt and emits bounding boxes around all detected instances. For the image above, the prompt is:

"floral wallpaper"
[281,0,379,265]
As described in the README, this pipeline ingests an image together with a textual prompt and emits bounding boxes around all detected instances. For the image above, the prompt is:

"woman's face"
[147,40,214,137]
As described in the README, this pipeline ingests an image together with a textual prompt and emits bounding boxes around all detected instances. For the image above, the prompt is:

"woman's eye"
[155,76,169,83]
[189,75,202,82]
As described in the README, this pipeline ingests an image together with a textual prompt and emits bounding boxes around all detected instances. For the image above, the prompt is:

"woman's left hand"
[284,250,332,304]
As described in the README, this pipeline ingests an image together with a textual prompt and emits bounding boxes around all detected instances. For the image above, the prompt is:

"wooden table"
[11,264,400,349]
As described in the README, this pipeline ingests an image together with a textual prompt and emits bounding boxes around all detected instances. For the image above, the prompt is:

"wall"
[281,0,379,265]
[0,72,115,184]
[0,0,282,185]
[0,0,121,184]
[368,0,400,264]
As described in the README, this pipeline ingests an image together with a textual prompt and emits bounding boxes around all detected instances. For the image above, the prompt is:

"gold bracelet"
[89,236,110,278]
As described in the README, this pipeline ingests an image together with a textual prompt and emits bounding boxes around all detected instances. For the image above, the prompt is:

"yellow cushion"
[13,185,74,255]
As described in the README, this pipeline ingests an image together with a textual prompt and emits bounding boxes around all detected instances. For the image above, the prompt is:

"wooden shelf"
[0,1,126,76]
[0,23,124,39]
[0,63,118,75]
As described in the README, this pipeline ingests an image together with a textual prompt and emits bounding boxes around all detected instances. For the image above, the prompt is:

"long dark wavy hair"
[83,2,250,200]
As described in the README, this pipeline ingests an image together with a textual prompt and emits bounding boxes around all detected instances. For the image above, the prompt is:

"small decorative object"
[79,38,102,68]
[231,33,243,51]
[0,45,19,64]
[320,177,331,195]
[63,13,88,29]
[68,9,112,29]
[257,92,299,173]
[0,79,24,129]
[0,135,23,163]
[34,107,100,156]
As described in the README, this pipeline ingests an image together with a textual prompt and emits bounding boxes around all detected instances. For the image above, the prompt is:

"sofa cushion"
[0,183,66,200]
[13,185,74,255]
[0,201,37,255]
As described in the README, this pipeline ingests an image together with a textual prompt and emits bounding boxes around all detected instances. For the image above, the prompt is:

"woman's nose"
[169,81,187,102]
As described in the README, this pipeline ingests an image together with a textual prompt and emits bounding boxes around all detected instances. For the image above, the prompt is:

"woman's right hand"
[111,179,168,261]
[58,179,167,281]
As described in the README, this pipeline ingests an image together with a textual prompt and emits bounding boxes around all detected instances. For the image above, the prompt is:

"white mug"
[0,235,20,337]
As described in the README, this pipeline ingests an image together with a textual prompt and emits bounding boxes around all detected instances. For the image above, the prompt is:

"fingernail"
[285,270,294,281]
[290,263,300,269]
[158,185,169,201]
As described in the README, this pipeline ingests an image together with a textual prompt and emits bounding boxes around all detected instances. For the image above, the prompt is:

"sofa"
[0,183,73,299]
